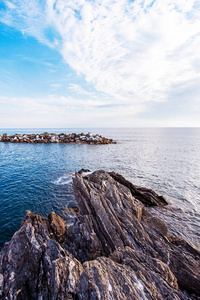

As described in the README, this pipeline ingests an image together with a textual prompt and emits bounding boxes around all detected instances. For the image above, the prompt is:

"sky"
[0,0,200,128]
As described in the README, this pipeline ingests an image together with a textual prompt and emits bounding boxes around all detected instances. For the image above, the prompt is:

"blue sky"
[0,0,200,127]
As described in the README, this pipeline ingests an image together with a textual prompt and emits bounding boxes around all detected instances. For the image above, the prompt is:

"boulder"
[0,133,115,144]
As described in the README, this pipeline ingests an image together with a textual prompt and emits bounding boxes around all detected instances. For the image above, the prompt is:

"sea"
[0,128,200,250]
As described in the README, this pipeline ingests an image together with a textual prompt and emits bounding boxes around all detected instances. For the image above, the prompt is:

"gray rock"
[109,171,169,206]
[0,132,115,144]
[77,249,187,300]
[0,170,200,299]
[0,212,82,299]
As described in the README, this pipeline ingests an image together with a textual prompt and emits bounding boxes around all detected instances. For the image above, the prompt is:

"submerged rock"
[0,170,200,299]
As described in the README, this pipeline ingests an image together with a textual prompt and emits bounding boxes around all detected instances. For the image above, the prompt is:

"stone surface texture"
[0,170,200,300]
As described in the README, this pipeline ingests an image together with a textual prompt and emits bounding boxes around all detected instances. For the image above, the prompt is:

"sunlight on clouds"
[43,1,200,103]
[1,0,200,119]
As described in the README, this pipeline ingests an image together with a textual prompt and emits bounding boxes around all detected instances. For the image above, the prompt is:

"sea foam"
[53,174,73,185]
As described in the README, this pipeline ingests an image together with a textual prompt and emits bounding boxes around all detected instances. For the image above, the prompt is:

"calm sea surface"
[0,128,200,250]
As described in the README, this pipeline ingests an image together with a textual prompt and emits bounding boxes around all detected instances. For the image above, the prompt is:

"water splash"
[52,174,73,185]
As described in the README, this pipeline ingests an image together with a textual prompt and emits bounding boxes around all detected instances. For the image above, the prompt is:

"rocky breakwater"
[0,170,200,300]
[0,132,115,145]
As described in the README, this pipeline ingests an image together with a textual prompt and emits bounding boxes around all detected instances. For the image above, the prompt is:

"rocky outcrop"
[109,171,169,206]
[0,170,200,299]
[0,132,115,145]
[0,211,82,300]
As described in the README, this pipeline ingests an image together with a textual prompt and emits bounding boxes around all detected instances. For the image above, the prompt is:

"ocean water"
[0,128,200,250]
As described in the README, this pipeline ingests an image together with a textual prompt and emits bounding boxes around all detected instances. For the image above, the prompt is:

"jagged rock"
[66,170,200,297]
[37,240,83,300]
[65,170,145,262]
[0,170,200,300]
[77,168,91,174]
[0,274,3,297]
[109,171,169,206]
[48,212,66,243]
[77,248,190,300]
[20,210,66,244]
[0,223,42,299]
[0,212,82,300]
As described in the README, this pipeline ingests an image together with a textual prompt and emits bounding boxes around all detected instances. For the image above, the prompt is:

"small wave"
[83,171,92,176]
[53,175,72,185]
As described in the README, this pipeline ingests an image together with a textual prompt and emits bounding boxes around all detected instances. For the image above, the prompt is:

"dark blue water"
[0,128,200,250]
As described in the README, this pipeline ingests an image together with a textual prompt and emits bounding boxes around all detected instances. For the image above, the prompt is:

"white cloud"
[5,1,16,10]
[0,94,145,127]
[69,83,93,96]
[1,0,200,112]
[52,0,200,104]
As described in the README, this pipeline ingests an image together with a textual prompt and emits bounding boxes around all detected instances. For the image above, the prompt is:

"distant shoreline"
[0,132,116,145]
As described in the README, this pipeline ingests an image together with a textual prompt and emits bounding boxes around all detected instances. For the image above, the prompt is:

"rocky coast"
[0,170,200,299]
[0,132,115,145]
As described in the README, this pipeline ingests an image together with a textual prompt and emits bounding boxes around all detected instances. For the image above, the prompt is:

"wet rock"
[63,207,79,225]
[78,168,91,174]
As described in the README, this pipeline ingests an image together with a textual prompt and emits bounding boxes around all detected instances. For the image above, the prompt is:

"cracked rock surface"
[0,170,200,299]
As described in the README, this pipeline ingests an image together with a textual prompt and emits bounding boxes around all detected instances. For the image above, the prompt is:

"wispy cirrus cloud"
[69,83,94,96]
[1,0,200,119]
[4,1,16,10]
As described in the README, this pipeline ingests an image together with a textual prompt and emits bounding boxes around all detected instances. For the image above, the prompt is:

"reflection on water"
[0,128,200,249]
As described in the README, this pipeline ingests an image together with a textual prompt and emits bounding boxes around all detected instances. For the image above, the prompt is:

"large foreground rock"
[0,211,82,300]
[0,170,200,299]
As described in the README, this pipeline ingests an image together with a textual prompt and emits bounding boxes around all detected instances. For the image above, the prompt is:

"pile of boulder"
[0,132,115,145]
